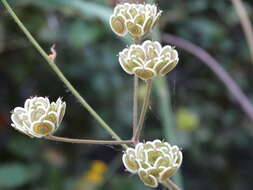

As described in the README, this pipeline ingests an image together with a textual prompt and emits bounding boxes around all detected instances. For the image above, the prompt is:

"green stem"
[132,79,152,141]
[155,78,183,187]
[46,136,132,146]
[1,0,126,148]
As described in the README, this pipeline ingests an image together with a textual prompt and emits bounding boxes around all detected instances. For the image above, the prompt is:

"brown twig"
[230,0,253,64]
[132,79,152,141]
[132,38,141,137]
[133,76,139,135]
[46,135,132,145]
[162,33,253,121]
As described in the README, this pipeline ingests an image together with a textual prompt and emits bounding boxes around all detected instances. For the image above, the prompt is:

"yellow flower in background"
[110,3,162,38]
[122,140,182,188]
[74,160,108,190]
[119,40,179,80]
[85,160,108,185]
[11,97,66,138]
[176,108,199,131]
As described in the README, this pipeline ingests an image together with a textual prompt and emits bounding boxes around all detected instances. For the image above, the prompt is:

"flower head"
[11,97,66,138]
[119,40,179,80]
[110,3,162,38]
[122,140,182,188]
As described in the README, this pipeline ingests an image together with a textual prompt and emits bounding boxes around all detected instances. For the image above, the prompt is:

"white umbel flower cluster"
[122,140,182,188]
[119,40,179,80]
[11,97,66,138]
[110,3,162,38]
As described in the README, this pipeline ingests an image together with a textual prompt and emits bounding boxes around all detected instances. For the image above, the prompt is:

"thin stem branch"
[1,0,126,148]
[133,76,139,135]
[45,135,132,145]
[132,38,141,137]
[162,33,253,121]
[162,179,182,190]
[132,79,152,141]
[230,0,253,64]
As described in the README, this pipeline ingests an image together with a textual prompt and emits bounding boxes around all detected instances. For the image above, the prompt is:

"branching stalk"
[132,79,152,141]
[132,37,141,136]
[46,136,132,145]
[1,0,126,148]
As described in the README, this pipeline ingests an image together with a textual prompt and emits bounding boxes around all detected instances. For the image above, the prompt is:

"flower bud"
[11,97,66,138]
[122,140,182,188]
[110,3,162,38]
[119,40,179,80]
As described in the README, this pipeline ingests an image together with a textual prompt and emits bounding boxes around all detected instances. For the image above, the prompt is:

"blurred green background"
[1,0,253,189]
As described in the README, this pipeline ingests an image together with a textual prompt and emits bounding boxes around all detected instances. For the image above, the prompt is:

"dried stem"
[162,179,182,190]
[162,33,253,121]
[132,38,141,136]
[132,79,152,141]
[1,0,126,148]
[46,135,132,145]
[133,76,139,134]
[230,0,253,64]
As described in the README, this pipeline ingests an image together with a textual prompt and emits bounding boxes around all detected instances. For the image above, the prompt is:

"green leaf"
[13,0,112,25]
[67,21,103,48]
[0,163,37,188]
[7,136,40,158]
[110,176,143,190]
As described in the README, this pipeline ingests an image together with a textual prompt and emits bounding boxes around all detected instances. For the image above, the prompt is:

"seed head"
[110,3,162,38]
[119,40,179,80]
[11,97,66,138]
[122,140,182,188]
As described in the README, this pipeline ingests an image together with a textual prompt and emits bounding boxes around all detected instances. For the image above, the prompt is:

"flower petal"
[31,120,55,137]
[138,169,158,188]
[122,154,139,173]
[133,67,156,80]
[159,165,178,182]
[57,102,66,126]
[159,60,178,76]
[126,21,143,37]
[110,15,127,36]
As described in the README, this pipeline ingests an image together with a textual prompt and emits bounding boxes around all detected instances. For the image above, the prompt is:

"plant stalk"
[132,37,141,136]
[133,76,139,135]
[132,79,152,141]
[46,136,132,145]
